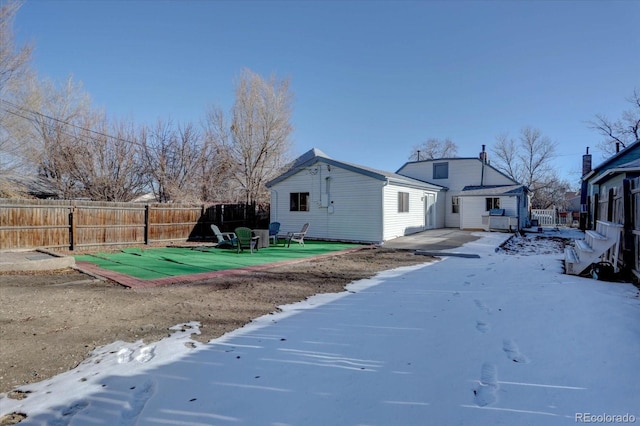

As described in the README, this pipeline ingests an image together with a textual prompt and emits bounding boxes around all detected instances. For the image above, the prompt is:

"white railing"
[531,208,557,226]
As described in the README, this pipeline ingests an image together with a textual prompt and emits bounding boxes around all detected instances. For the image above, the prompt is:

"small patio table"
[252,229,270,249]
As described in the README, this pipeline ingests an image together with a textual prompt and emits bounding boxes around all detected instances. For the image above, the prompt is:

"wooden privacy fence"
[594,177,640,281]
[0,199,268,251]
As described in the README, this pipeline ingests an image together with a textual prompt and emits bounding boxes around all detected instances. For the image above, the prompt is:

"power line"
[0,98,142,147]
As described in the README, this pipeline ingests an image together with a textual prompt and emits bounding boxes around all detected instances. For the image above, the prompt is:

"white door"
[425,193,436,229]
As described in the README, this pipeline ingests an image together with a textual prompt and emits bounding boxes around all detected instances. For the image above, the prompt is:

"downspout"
[381,179,389,244]
[271,190,278,222]
[480,144,486,187]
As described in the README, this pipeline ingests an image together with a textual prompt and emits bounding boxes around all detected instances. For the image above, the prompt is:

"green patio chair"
[234,227,259,254]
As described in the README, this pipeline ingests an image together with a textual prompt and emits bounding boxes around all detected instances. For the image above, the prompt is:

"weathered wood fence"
[0,199,268,251]
[594,177,640,281]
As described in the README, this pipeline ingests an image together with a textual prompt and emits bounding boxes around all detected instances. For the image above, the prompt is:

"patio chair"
[268,222,281,245]
[210,224,236,248]
[234,227,260,254]
[287,223,309,247]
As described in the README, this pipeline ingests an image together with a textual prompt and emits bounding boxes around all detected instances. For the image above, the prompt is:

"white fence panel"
[531,208,557,226]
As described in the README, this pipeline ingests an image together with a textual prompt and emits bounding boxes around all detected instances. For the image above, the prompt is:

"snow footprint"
[117,348,133,364]
[503,339,529,363]
[474,299,492,314]
[474,363,498,406]
[120,379,156,423]
[475,320,490,333]
[135,345,155,363]
[48,400,89,426]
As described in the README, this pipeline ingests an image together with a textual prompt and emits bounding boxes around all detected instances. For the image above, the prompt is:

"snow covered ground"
[1,229,639,425]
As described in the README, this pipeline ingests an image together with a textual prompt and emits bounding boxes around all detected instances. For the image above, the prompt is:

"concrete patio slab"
[382,228,486,251]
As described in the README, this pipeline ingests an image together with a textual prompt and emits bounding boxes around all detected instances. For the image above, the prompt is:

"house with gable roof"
[266,148,446,244]
[395,146,530,231]
[267,147,530,244]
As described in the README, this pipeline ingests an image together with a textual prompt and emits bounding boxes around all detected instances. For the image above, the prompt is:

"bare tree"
[0,1,35,194]
[408,138,458,161]
[205,68,294,204]
[7,76,146,201]
[200,115,236,202]
[490,127,564,209]
[140,120,207,203]
[26,77,93,198]
[67,115,146,201]
[0,1,31,97]
[588,89,640,155]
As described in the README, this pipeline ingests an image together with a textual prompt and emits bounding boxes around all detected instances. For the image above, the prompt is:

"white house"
[396,148,530,231]
[266,149,445,244]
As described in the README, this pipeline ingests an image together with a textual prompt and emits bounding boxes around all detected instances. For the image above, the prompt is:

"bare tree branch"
[206,68,294,204]
[588,88,640,155]
[490,127,561,209]
[409,138,458,161]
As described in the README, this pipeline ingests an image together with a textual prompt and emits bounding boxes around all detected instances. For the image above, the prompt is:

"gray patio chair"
[287,223,309,247]
[210,224,236,248]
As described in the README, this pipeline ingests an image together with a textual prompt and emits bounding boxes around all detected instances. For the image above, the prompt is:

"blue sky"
[14,0,640,188]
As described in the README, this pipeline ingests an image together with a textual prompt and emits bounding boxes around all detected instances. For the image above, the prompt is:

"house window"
[486,197,500,211]
[433,162,448,179]
[452,196,460,213]
[290,192,309,211]
[398,192,410,213]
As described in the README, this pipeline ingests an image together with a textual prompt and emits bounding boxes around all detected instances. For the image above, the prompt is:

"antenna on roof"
[417,150,421,161]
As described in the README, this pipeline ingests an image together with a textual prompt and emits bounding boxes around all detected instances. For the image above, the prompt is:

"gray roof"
[584,141,640,180]
[396,157,520,185]
[589,157,640,184]
[267,148,446,191]
[459,184,528,196]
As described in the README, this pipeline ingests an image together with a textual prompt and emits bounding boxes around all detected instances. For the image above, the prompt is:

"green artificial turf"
[75,241,362,280]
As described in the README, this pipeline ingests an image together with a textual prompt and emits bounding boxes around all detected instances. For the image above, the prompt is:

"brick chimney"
[582,147,592,176]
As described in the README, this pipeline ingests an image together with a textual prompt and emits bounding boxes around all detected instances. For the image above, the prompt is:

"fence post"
[144,204,150,245]
[69,206,77,251]
[200,204,205,237]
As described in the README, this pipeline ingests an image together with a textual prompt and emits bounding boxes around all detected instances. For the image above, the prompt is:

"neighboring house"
[562,191,581,225]
[266,148,445,244]
[564,191,581,213]
[582,142,640,225]
[396,149,530,231]
[566,142,640,280]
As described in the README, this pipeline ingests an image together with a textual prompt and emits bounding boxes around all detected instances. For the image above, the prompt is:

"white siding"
[382,184,431,240]
[398,158,515,190]
[460,196,519,230]
[270,161,385,243]
[460,197,485,230]
[398,159,518,228]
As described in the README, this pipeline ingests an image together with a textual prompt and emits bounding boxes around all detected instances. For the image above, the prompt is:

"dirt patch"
[0,247,431,396]
[497,234,571,255]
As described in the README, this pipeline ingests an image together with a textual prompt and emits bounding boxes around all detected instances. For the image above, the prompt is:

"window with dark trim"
[486,197,500,211]
[452,196,460,213]
[433,162,448,179]
[398,192,410,213]
[290,192,309,211]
